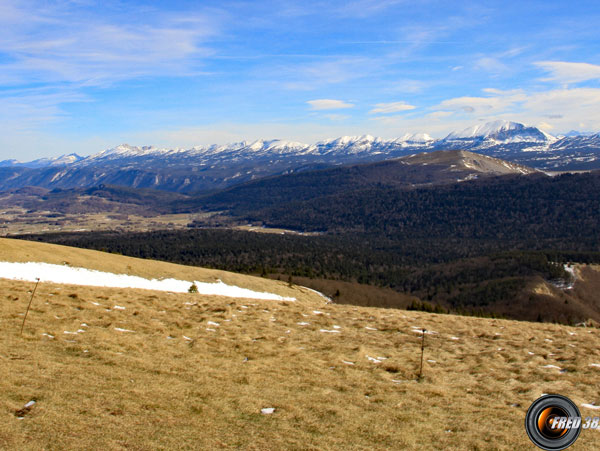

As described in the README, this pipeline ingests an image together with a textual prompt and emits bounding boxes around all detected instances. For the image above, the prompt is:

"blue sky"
[1,0,600,160]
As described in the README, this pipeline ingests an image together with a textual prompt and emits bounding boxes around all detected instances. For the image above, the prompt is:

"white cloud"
[0,3,220,86]
[0,1,224,159]
[469,46,528,77]
[323,114,351,121]
[427,111,453,119]
[369,101,415,114]
[338,0,408,18]
[498,47,527,58]
[435,90,526,115]
[0,87,91,131]
[307,99,355,110]
[522,87,600,116]
[269,0,408,19]
[475,56,509,74]
[392,79,428,93]
[535,61,600,84]
[429,86,600,134]
[279,57,378,90]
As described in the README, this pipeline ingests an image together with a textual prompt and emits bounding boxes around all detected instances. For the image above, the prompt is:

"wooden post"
[20,278,40,336]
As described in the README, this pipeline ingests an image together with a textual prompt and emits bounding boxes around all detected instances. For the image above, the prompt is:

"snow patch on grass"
[411,327,437,335]
[0,261,295,301]
[541,364,562,370]
[366,355,383,363]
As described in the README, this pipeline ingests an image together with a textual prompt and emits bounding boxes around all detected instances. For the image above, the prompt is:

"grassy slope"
[0,238,312,302]
[1,240,600,450]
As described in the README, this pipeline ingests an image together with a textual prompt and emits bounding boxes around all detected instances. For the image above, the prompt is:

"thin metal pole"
[419,329,425,377]
[20,278,40,336]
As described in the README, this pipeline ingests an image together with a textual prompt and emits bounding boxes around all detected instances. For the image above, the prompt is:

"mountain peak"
[562,130,596,138]
[445,120,524,140]
[96,144,160,158]
[444,120,555,143]
[51,153,84,165]
[397,133,434,143]
[320,135,379,146]
[403,149,538,175]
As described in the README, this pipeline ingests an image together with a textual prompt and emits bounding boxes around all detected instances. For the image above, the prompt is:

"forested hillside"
[20,228,600,323]
[245,172,600,242]
[188,150,538,214]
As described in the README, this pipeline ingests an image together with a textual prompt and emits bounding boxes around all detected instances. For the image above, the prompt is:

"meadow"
[1,239,600,450]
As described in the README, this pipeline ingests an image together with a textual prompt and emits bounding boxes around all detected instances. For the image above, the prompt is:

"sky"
[1,0,600,160]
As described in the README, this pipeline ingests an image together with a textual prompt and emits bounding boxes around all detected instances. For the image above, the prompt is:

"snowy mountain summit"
[444,120,555,143]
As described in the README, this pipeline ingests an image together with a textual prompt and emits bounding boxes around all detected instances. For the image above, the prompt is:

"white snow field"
[0,261,295,301]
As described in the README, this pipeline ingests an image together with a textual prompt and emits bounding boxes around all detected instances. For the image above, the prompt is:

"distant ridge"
[192,150,541,215]
[0,121,598,193]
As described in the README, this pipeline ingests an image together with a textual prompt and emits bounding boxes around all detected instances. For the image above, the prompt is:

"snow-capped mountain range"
[0,120,598,193]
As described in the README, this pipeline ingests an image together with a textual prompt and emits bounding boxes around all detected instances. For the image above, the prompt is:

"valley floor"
[0,210,206,236]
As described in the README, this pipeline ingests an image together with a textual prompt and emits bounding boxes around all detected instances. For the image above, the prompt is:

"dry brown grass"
[1,239,600,450]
